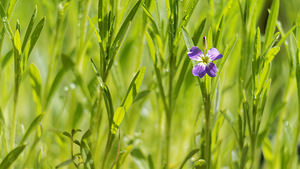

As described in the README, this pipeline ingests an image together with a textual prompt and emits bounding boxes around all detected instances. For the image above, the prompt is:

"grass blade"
[181,27,194,50]
[19,113,44,145]
[111,67,145,134]
[109,0,141,66]
[179,149,200,169]
[26,17,45,60]
[29,64,42,114]
[21,6,37,51]
[264,0,279,49]
[0,145,26,169]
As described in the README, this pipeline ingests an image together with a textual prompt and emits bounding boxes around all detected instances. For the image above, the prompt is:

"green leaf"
[114,145,133,168]
[214,15,224,48]
[55,159,73,168]
[62,131,72,139]
[111,67,145,134]
[110,0,141,62]
[256,64,270,97]
[277,25,296,47]
[45,68,67,109]
[111,107,125,134]
[27,17,45,59]
[255,27,261,60]
[262,137,273,161]
[181,27,194,50]
[20,113,44,144]
[7,0,17,18]
[180,0,200,28]
[14,30,21,55]
[179,149,200,169]
[81,130,91,141]
[81,141,95,169]
[0,145,26,169]
[192,18,206,45]
[142,6,159,34]
[1,50,13,68]
[145,32,157,64]
[29,64,42,114]
[259,79,271,116]
[264,0,279,49]
[88,16,102,43]
[90,58,114,121]
[265,46,280,64]
[0,2,6,18]
[22,6,37,51]
[121,67,146,111]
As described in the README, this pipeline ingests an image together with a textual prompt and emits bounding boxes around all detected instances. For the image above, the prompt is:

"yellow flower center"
[201,55,211,65]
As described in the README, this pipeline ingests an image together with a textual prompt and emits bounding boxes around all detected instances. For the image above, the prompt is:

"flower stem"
[204,100,211,169]
[199,77,211,169]
[10,94,18,150]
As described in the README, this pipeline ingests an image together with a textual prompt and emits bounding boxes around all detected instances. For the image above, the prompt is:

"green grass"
[0,0,300,168]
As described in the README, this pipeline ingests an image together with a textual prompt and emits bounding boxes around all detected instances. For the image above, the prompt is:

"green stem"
[165,115,171,168]
[200,77,211,169]
[205,103,210,169]
[101,131,115,169]
[289,64,300,168]
[71,130,79,169]
[10,93,18,150]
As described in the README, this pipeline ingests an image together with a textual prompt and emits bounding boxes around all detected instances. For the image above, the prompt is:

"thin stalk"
[2,14,18,150]
[101,131,114,169]
[77,0,91,72]
[250,101,258,167]
[199,76,211,169]
[288,59,300,168]
[10,89,18,150]
[71,130,79,169]
[165,113,172,168]
[204,78,211,169]
[164,1,176,166]
[204,99,211,169]
[44,3,67,109]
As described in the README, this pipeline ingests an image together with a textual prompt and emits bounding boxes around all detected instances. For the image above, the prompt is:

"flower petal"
[192,64,206,78]
[206,62,217,77]
[187,46,203,61]
[207,48,222,61]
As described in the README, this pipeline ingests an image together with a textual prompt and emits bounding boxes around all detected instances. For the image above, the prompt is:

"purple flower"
[187,46,223,78]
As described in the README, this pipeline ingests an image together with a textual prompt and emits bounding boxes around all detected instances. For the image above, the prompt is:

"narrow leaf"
[22,6,37,51]
[265,46,280,64]
[264,0,279,49]
[20,113,44,144]
[179,149,200,169]
[55,159,73,168]
[0,145,26,169]
[29,64,42,114]
[181,27,194,50]
[14,30,21,55]
[27,17,45,58]
[111,67,145,134]
[111,0,141,57]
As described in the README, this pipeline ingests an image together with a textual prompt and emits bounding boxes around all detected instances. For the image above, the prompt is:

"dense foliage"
[0,0,300,168]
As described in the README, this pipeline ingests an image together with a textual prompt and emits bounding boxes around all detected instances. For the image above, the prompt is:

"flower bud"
[203,36,207,52]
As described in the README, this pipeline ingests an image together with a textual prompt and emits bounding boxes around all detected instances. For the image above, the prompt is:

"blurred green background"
[0,0,300,168]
